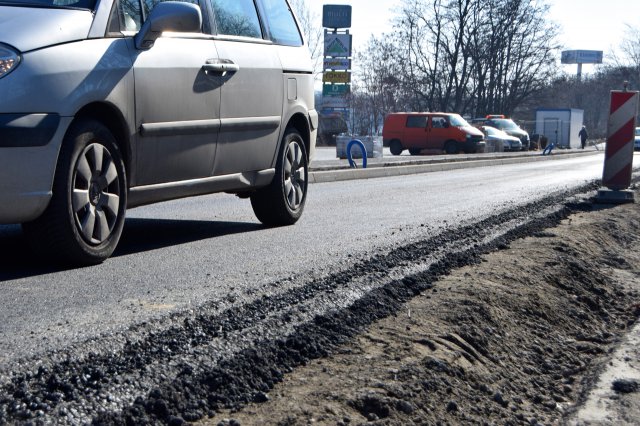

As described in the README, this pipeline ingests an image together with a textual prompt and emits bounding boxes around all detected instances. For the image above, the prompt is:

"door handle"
[203,59,240,76]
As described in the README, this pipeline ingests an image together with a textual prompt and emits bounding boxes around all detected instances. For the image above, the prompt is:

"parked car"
[480,126,522,151]
[0,0,317,264]
[473,116,530,150]
[635,127,640,151]
[382,112,485,155]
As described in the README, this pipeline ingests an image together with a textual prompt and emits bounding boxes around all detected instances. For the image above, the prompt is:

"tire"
[250,128,308,226]
[444,140,459,154]
[409,148,422,156]
[389,140,403,156]
[22,120,127,265]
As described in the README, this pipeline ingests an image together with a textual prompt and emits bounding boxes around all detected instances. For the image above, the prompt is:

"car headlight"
[0,44,21,79]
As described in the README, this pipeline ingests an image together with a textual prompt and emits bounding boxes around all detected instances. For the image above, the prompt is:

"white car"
[481,126,523,151]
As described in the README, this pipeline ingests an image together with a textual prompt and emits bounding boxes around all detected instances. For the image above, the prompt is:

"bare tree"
[352,36,404,135]
[353,0,560,120]
[619,24,640,80]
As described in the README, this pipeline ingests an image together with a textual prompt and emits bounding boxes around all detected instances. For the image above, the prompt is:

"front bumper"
[0,113,60,147]
[308,109,318,161]
[0,114,69,223]
[463,139,485,153]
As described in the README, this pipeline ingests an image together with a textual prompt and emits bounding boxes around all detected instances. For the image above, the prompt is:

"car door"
[131,0,222,185]
[209,0,284,176]
[403,115,428,148]
[427,115,450,149]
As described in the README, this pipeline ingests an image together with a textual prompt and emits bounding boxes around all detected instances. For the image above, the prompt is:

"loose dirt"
[211,193,640,425]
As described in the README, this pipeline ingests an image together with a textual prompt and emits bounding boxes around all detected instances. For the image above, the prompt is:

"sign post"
[561,50,603,80]
[597,86,638,204]
[322,5,352,136]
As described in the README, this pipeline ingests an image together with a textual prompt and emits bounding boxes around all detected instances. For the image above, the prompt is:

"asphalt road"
[0,153,609,371]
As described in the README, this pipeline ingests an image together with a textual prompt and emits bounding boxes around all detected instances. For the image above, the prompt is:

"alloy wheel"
[283,140,306,211]
[72,143,121,245]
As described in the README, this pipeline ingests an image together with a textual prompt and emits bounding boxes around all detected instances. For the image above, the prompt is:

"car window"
[406,116,426,128]
[636,128,640,136]
[115,0,200,33]
[120,0,143,31]
[491,119,519,130]
[142,0,199,19]
[260,0,303,46]
[211,0,263,38]
[431,117,447,128]
[449,114,470,127]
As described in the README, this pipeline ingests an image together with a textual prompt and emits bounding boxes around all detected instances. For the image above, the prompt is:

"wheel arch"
[284,111,311,160]
[71,102,132,185]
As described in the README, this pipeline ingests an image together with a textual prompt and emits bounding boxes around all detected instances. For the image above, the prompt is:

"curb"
[309,151,602,184]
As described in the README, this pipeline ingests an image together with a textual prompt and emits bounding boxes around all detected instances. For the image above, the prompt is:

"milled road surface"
[0,153,632,423]
[0,155,605,365]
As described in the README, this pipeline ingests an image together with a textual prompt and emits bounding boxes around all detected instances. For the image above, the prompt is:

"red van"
[382,112,485,155]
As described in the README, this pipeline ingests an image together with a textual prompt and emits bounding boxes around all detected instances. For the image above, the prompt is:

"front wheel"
[444,140,459,154]
[250,129,308,226]
[23,120,127,265]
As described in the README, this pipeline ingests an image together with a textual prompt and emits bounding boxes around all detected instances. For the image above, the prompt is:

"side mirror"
[135,1,202,50]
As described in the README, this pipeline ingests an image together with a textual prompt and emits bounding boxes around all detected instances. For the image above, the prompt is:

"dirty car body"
[484,118,530,150]
[0,0,317,264]
[481,126,522,152]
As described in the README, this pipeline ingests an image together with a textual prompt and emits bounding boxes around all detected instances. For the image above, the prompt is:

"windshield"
[0,0,96,9]
[484,127,499,136]
[449,114,471,127]
[490,119,520,131]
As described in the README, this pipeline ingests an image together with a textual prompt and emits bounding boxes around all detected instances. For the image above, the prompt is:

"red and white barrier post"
[597,88,638,203]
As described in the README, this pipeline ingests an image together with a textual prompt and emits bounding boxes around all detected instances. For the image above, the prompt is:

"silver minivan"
[0,0,317,264]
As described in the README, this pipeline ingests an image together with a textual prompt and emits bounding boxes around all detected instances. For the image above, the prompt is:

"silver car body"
[0,0,317,223]
[484,118,530,150]
[481,126,522,152]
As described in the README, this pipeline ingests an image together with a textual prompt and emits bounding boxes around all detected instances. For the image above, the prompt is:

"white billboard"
[561,50,603,64]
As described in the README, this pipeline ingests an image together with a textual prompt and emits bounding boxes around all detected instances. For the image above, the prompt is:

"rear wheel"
[251,128,308,226]
[444,140,459,154]
[389,140,403,156]
[23,120,127,265]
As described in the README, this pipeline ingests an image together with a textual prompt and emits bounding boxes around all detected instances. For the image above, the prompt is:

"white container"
[535,108,584,149]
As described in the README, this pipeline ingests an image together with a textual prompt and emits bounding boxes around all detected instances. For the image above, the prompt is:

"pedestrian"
[578,125,588,149]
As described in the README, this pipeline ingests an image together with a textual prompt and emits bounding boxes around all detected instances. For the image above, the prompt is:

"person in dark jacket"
[579,125,588,149]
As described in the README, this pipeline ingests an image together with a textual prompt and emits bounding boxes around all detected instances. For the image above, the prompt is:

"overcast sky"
[314,0,640,70]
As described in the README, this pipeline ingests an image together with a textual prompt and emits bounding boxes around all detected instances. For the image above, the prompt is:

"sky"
[313,0,640,73]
